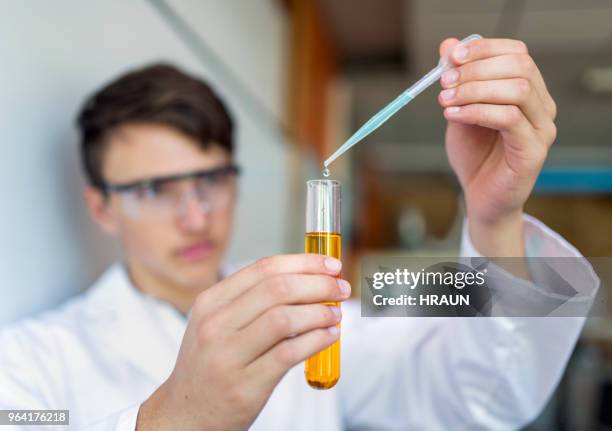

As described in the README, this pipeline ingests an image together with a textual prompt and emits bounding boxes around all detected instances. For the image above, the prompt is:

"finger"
[438,78,551,130]
[191,253,342,319]
[215,274,350,330]
[442,53,556,120]
[449,38,528,66]
[439,37,459,58]
[232,303,341,366]
[443,38,555,120]
[246,325,340,387]
[443,103,533,140]
[444,104,549,166]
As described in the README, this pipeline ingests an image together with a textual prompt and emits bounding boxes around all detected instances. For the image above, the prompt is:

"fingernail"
[328,325,339,336]
[337,279,351,297]
[440,88,455,101]
[454,46,469,61]
[446,106,461,114]
[324,257,342,273]
[329,305,341,319]
[442,69,459,85]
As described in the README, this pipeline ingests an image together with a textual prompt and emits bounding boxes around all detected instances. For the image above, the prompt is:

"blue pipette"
[323,34,482,175]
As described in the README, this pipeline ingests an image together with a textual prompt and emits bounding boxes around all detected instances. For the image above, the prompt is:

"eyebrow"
[102,164,240,193]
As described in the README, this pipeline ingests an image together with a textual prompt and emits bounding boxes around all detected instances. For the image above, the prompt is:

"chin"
[171,257,221,288]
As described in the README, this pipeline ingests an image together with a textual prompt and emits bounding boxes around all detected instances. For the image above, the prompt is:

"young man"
[0,38,597,430]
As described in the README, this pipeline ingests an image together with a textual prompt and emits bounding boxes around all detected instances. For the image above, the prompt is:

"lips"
[176,240,216,262]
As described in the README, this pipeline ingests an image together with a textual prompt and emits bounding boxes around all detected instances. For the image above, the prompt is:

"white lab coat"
[0,215,598,430]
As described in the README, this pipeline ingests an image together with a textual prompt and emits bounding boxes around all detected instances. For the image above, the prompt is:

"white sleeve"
[80,405,140,431]
[339,213,598,430]
[0,326,51,409]
[0,325,141,431]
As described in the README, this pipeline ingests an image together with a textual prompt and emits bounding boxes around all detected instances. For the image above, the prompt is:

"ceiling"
[408,0,612,70]
[317,0,404,67]
[317,0,612,170]
[319,0,612,69]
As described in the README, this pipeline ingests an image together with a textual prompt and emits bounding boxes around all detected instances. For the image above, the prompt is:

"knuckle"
[306,253,326,271]
[455,83,469,101]
[197,320,217,343]
[516,40,529,54]
[269,275,291,301]
[482,82,499,101]
[274,341,296,367]
[226,385,250,409]
[459,63,473,82]
[518,53,535,74]
[320,305,337,324]
[322,276,337,298]
[193,289,213,312]
[547,123,558,144]
[516,78,531,99]
[268,307,291,334]
[470,39,486,57]
[473,104,488,123]
[330,277,342,299]
[255,256,275,277]
[505,105,523,126]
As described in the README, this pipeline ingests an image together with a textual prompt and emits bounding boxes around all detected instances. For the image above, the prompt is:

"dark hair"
[77,63,234,189]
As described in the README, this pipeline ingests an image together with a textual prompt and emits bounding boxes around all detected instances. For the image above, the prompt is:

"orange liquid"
[304,232,341,389]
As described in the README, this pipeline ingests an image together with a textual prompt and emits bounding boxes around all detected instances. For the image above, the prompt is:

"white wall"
[0,0,290,324]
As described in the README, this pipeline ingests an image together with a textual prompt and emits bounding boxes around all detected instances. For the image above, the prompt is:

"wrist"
[467,209,525,257]
[136,383,165,431]
[137,379,187,431]
[137,377,229,431]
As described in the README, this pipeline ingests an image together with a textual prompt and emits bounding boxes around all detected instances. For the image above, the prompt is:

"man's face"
[87,123,236,291]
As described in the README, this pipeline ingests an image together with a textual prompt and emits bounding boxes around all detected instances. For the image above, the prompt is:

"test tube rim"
[305,179,341,235]
[307,179,341,187]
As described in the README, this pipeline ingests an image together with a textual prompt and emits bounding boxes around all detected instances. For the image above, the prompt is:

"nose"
[176,190,211,232]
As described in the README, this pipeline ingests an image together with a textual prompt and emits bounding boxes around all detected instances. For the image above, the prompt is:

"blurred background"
[1,0,611,429]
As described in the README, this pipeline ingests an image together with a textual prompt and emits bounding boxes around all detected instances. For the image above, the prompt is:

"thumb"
[439,38,460,58]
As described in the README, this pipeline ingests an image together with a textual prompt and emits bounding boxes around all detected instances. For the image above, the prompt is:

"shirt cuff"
[459,213,599,318]
[82,403,140,430]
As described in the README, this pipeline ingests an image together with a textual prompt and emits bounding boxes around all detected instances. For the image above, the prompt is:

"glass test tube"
[304,179,341,389]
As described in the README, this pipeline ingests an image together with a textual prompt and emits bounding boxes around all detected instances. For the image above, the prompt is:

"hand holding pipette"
[323,35,558,258]
[438,36,557,257]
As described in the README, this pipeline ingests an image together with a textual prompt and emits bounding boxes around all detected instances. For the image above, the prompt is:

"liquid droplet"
[322,168,330,178]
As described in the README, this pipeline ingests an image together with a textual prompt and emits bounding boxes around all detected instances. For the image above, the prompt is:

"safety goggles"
[101,164,240,221]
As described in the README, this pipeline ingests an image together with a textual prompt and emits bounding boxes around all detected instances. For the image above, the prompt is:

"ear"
[83,186,119,235]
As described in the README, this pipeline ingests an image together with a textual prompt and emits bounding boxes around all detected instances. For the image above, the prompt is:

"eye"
[211,170,228,183]
[195,173,222,189]
[134,180,177,200]
[209,173,225,185]
[132,183,159,200]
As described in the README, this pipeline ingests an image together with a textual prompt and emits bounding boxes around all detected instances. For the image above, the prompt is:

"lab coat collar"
[88,264,189,384]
